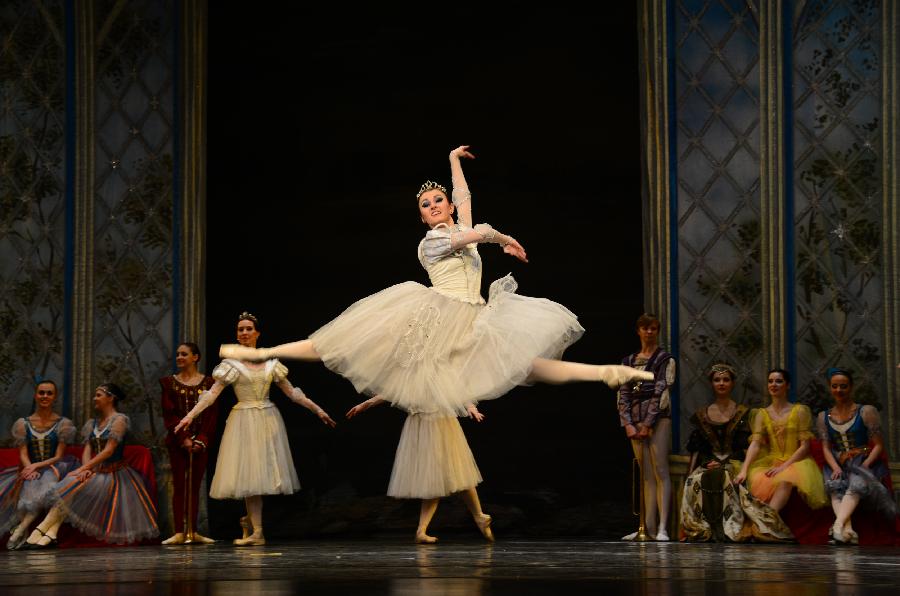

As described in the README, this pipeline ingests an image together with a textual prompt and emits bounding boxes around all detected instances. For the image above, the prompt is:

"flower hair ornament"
[416,180,447,200]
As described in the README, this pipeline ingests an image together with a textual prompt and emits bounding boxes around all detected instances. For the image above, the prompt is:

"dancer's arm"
[860,405,883,469]
[346,395,386,419]
[450,145,475,228]
[765,439,810,477]
[636,358,675,437]
[277,380,336,427]
[733,440,760,485]
[817,411,842,480]
[174,381,226,434]
[423,223,528,263]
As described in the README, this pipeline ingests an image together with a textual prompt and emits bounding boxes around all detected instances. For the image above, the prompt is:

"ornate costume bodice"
[89,415,127,463]
[213,359,288,410]
[825,408,870,452]
[418,224,484,304]
[686,404,751,466]
[750,404,815,460]
[25,418,63,462]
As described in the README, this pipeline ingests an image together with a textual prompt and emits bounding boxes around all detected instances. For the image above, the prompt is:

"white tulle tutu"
[210,404,300,499]
[387,414,482,499]
[311,275,584,416]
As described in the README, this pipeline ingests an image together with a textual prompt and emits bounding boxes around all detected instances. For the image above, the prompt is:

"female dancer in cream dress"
[219,146,652,542]
[175,313,336,546]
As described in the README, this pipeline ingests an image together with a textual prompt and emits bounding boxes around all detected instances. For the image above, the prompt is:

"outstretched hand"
[173,415,192,434]
[467,404,485,422]
[450,145,475,160]
[503,238,528,263]
[317,409,337,428]
[346,403,371,419]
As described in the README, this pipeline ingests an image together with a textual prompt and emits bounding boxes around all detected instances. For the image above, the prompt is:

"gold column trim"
[881,0,900,460]
[179,0,207,350]
[758,0,788,371]
[71,0,96,426]
[638,0,673,345]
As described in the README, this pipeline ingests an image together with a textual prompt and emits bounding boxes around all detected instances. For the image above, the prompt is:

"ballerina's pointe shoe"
[475,514,495,542]
[6,526,27,550]
[233,531,265,546]
[219,344,272,361]
[621,531,639,541]
[655,529,670,542]
[831,521,847,544]
[239,516,252,540]
[844,526,859,545]
[597,365,655,388]
[191,532,216,544]
[415,532,438,544]
[162,533,185,545]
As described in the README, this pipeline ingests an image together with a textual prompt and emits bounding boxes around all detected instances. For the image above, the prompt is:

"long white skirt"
[311,275,584,416]
[387,414,482,499]
[210,404,300,499]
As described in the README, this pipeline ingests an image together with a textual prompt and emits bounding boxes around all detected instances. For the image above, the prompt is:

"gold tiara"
[416,180,447,200]
[709,363,736,377]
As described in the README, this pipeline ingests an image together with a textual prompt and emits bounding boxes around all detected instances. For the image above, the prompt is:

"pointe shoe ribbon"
[219,344,273,362]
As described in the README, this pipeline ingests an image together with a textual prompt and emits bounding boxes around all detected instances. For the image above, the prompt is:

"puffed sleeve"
[748,408,768,446]
[107,414,129,443]
[421,227,453,264]
[58,417,77,444]
[212,360,240,385]
[272,359,289,383]
[816,410,829,442]
[795,404,815,442]
[80,420,95,443]
[859,404,882,438]
[11,418,26,446]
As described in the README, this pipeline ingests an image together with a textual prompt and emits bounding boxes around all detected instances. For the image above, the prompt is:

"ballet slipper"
[844,526,859,545]
[415,532,438,544]
[191,532,216,544]
[162,533,186,545]
[219,344,273,361]
[655,529,670,541]
[239,515,252,540]
[233,530,265,546]
[832,521,847,544]
[475,514,495,542]
[597,365,654,388]
[621,530,639,541]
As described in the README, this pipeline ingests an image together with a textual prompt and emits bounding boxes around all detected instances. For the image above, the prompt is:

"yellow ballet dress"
[747,404,827,509]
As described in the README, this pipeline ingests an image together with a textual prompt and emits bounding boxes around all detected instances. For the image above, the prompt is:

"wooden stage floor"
[2,539,898,595]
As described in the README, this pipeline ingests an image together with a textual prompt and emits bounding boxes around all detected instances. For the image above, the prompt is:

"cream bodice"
[212,358,288,410]
[417,223,484,304]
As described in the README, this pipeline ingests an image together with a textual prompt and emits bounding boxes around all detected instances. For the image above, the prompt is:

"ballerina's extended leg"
[220,340,321,362]
[527,358,653,387]
[416,498,440,544]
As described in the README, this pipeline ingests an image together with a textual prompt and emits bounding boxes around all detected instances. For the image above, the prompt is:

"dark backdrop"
[206,5,645,540]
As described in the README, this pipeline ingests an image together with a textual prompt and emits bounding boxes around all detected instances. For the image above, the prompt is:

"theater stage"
[1,539,898,595]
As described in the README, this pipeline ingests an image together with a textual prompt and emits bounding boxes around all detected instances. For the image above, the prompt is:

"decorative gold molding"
[71,0,96,425]
[882,0,899,460]
[758,0,789,372]
[638,0,673,346]
[179,0,207,351]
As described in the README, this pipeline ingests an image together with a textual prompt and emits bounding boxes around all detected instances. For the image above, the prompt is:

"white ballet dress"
[208,359,301,499]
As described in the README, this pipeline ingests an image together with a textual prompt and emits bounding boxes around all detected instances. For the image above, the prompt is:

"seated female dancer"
[680,364,792,542]
[0,380,78,550]
[23,383,159,547]
[734,369,827,513]
[819,367,896,544]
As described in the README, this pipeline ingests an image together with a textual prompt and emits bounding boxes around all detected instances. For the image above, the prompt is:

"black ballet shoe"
[25,528,58,549]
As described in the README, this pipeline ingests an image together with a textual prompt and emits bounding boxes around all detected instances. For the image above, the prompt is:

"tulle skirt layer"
[748,455,828,509]
[824,453,897,519]
[311,276,584,416]
[210,404,300,499]
[50,464,159,544]
[0,458,78,533]
[387,414,482,499]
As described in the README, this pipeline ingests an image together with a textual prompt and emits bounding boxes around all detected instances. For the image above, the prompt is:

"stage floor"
[2,539,898,595]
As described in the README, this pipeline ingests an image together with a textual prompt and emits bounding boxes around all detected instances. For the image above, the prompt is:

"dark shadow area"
[207,5,644,540]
